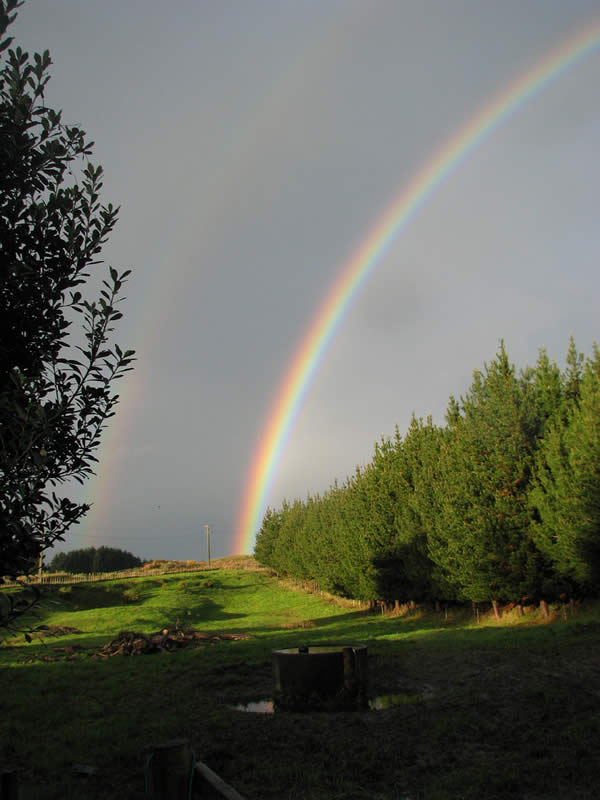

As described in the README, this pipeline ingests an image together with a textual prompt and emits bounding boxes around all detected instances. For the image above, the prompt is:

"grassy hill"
[2,567,600,799]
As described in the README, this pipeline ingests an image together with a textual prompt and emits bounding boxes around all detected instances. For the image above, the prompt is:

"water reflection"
[233,700,274,713]
[232,693,421,714]
[369,693,421,710]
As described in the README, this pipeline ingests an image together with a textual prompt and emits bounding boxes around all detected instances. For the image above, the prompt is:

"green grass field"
[2,563,600,799]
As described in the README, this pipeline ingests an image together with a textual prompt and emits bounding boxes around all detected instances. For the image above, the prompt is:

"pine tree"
[370,419,441,603]
[563,335,584,409]
[428,344,543,607]
[530,353,600,592]
[254,506,282,569]
[402,417,450,601]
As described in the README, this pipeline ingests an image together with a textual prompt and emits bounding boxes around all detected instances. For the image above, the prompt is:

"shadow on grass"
[37,580,164,611]
[6,610,597,669]
[1,593,250,658]
[239,606,600,657]
[36,572,242,611]
[6,571,600,667]
[124,597,247,630]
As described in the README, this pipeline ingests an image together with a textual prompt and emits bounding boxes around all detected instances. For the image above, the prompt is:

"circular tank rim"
[272,642,367,655]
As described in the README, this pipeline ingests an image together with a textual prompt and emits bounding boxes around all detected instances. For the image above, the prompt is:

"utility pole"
[204,524,211,567]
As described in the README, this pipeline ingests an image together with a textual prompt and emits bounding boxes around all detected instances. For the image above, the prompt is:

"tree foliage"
[0,0,135,589]
[49,546,142,574]
[530,347,600,593]
[254,338,600,609]
[427,344,543,604]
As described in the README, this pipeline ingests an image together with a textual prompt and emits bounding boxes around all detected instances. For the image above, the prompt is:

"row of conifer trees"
[48,546,142,574]
[254,338,600,608]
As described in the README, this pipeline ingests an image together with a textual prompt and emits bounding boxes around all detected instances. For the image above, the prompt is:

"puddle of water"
[232,693,421,713]
[275,646,361,654]
[233,700,274,713]
[369,692,421,710]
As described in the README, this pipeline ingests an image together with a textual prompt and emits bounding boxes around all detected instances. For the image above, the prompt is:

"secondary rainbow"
[77,4,370,548]
[233,22,600,554]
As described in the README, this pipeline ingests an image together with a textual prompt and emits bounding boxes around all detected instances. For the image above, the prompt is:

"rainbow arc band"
[233,22,600,554]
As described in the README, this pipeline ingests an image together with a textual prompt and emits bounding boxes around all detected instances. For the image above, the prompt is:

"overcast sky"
[13,1,600,560]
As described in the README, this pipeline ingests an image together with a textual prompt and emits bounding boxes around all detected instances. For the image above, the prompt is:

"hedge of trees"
[48,546,142,574]
[254,338,600,609]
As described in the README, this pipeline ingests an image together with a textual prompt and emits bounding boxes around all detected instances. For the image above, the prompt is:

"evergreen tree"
[528,348,563,435]
[360,439,402,602]
[254,506,281,568]
[530,353,600,593]
[428,344,544,606]
[343,464,383,601]
[49,545,141,573]
[258,339,600,606]
[367,421,440,604]
[311,479,367,598]
[399,417,447,601]
[50,546,94,573]
[563,335,584,409]
[91,546,141,572]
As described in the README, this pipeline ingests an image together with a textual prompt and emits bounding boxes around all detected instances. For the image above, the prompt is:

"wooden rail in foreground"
[194,761,246,800]
[147,739,246,800]
[1,740,246,799]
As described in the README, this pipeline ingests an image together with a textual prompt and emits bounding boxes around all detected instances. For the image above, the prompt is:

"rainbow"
[233,22,600,554]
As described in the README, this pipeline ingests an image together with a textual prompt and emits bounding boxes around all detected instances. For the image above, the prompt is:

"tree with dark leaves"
[0,0,135,615]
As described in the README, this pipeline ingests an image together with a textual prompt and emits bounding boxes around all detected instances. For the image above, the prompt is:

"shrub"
[122,587,141,604]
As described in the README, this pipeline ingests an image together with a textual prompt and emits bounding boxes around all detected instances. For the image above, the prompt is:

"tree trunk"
[540,599,549,619]
[516,604,523,617]
[491,599,501,620]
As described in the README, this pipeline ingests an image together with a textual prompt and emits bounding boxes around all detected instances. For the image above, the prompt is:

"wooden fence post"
[0,769,20,800]
[147,738,193,799]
